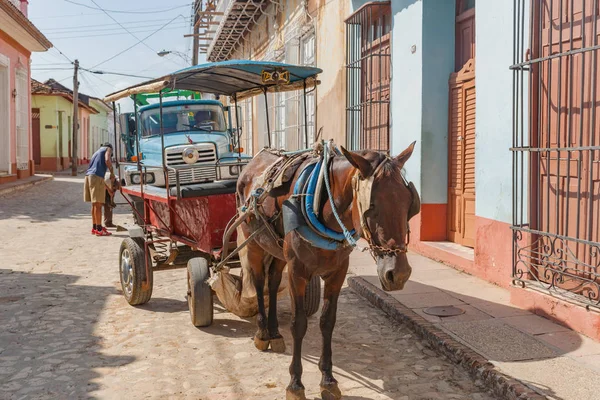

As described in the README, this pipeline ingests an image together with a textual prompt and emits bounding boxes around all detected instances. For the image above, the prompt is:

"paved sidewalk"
[0,174,53,197]
[348,248,600,400]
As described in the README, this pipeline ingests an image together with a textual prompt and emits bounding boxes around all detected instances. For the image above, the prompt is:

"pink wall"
[0,30,32,171]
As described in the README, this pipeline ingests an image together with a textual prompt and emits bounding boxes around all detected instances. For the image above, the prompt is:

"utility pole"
[192,0,201,65]
[71,60,79,176]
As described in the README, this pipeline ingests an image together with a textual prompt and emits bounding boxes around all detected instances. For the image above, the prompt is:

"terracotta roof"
[0,0,52,50]
[31,78,53,94]
[31,78,99,114]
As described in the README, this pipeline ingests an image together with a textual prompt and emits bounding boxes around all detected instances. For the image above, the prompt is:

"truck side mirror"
[128,117,136,135]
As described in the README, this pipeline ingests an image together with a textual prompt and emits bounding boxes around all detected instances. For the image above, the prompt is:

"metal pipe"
[233,95,242,157]
[112,101,119,172]
[264,88,272,148]
[303,80,309,147]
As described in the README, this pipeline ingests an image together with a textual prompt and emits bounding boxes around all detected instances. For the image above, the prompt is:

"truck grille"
[165,144,217,185]
[168,166,216,185]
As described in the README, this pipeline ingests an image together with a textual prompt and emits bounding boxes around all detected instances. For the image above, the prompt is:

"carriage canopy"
[104,60,323,103]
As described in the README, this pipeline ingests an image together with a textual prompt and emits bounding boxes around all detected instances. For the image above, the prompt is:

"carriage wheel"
[119,237,153,305]
[304,275,321,317]
[187,258,214,327]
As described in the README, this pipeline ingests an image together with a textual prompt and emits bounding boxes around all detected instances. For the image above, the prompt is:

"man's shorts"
[84,174,106,204]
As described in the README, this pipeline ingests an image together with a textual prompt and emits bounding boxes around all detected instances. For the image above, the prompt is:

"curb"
[347,276,547,400]
[0,176,53,197]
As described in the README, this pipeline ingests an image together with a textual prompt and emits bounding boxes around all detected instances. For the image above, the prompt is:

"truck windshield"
[140,104,226,137]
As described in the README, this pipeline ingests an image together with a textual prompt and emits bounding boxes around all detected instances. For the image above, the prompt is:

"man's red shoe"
[91,229,98,235]
[95,227,112,236]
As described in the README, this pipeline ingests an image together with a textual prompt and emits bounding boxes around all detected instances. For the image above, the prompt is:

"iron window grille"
[512,0,600,308]
[345,1,392,152]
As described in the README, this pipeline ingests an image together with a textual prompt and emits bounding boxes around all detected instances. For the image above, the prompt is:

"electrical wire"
[40,16,192,32]
[63,1,193,15]
[48,23,190,40]
[88,14,183,69]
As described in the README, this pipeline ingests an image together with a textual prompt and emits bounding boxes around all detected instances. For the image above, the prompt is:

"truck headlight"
[219,164,245,180]
[130,172,155,184]
[229,165,240,175]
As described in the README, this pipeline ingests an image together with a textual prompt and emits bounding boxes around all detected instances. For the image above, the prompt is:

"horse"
[235,141,420,400]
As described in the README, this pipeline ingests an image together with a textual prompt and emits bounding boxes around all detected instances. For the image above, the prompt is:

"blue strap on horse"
[282,141,359,250]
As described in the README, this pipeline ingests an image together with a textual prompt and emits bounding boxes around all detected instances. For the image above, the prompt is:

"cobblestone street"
[0,177,494,400]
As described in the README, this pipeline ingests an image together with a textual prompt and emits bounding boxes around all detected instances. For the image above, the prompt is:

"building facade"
[0,0,52,183]
[207,0,600,340]
[31,79,99,172]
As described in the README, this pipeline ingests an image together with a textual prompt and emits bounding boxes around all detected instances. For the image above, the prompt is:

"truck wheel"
[304,275,321,317]
[187,258,213,327]
[119,237,153,305]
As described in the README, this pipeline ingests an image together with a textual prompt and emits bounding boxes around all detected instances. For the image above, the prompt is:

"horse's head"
[341,142,420,291]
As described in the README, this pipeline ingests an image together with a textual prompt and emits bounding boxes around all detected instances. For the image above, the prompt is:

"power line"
[89,0,160,56]
[47,23,190,40]
[63,1,193,15]
[40,16,192,32]
[50,45,74,64]
[89,14,184,69]
[80,67,153,80]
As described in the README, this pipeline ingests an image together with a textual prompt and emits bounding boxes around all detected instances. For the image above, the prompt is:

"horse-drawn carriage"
[104,60,420,400]
[104,61,323,326]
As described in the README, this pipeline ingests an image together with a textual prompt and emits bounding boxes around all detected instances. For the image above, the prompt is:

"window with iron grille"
[239,98,253,155]
[345,1,391,152]
[265,29,316,151]
[512,0,600,308]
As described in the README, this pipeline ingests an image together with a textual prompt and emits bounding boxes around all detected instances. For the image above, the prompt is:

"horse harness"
[243,142,421,258]
[352,158,421,259]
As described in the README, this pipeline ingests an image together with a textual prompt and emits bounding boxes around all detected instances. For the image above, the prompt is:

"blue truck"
[121,98,251,188]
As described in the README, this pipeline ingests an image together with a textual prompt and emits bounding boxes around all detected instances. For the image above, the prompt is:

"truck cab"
[122,99,251,189]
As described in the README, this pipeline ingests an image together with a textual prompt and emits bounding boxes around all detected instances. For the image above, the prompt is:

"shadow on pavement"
[0,268,135,399]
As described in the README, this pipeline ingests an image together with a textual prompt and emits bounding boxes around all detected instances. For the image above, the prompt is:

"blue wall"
[475,2,526,224]
[389,0,454,205]
[420,0,455,204]
[389,0,423,191]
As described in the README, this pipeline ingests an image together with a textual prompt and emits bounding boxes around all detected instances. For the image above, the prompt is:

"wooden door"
[360,3,391,152]
[455,2,475,71]
[32,108,41,166]
[530,0,600,291]
[448,60,476,247]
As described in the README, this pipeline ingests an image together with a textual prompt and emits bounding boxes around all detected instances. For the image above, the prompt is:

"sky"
[29,0,207,112]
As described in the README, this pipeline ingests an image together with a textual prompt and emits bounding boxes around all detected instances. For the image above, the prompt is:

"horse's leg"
[286,260,308,400]
[242,240,271,351]
[319,259,348,400]
[267,257,287,353]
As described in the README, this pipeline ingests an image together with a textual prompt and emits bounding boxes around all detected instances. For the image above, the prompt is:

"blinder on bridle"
[352,159,421,257]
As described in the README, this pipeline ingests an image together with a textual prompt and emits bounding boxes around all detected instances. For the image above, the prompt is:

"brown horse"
[236,142,420,400]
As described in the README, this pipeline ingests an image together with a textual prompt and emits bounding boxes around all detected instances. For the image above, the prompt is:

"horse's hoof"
[269,337,286,353]
[320,383,342,400]
[253,336,270,351]
[285,388,307,400]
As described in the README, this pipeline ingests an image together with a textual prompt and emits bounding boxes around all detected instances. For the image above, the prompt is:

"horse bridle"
[352,158,421,258]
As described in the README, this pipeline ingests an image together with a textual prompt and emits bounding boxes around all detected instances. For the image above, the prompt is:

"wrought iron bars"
[345,1,391,153]
[511,0,600,308]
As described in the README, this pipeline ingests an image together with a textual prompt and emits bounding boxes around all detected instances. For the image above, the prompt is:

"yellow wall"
[313,0,349,147]
[31,95,72,159]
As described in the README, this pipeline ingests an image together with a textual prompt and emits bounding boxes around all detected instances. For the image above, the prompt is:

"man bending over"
[84,142,114,236]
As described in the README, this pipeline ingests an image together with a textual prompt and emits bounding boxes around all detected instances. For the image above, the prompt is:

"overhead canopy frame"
[103,60,322,103]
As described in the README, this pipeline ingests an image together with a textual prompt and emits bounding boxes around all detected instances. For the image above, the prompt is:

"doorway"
[32,108,41,166]
[447,0,476,247]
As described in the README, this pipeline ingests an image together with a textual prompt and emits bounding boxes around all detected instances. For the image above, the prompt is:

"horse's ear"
[340,146,374,178]
[394,141,416,168]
